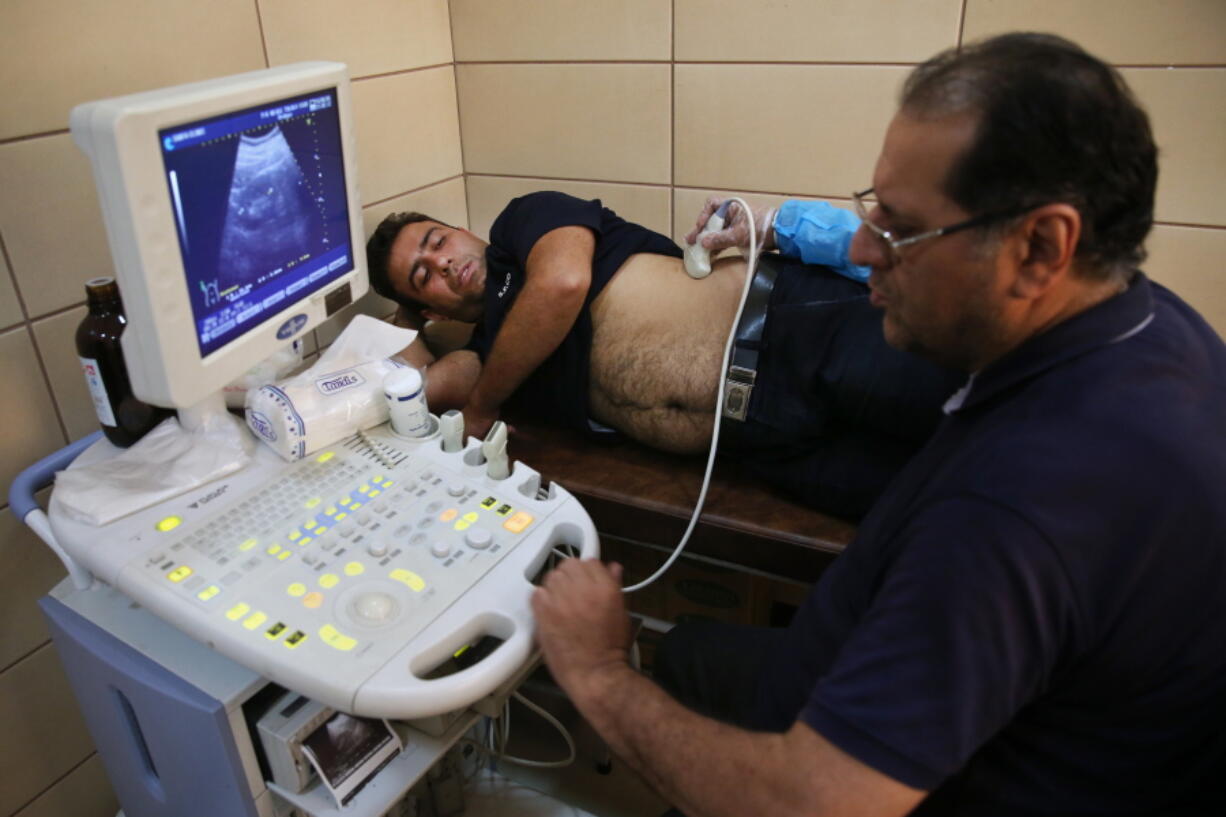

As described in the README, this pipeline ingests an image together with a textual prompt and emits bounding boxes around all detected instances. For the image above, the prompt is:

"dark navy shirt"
[465,191,681,430]
[755,274,1226,814]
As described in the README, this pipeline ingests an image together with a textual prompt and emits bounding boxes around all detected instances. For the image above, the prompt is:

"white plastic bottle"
[383,367,431,437]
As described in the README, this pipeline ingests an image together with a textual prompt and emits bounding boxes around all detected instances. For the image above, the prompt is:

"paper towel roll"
[246,358,408,461]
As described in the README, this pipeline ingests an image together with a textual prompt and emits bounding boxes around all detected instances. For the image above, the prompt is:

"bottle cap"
[383,367,423,399]
[84,276,121,306]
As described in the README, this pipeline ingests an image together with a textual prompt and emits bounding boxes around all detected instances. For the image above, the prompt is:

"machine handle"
[9,431,103,590]
[8,431,102,517]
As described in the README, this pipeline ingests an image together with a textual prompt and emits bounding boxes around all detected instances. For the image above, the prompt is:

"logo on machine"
[315,369,365,395]
[249,411,276,441]
[188,484,230,510]
[276,313,309,340]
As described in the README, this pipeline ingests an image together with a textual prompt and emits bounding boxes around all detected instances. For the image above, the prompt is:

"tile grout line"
[445,0,471,227]
[253,0,270,69]
[362,173,466,210]
[26,322,73,448]
[670,0,676,239]
[0,220,72,445]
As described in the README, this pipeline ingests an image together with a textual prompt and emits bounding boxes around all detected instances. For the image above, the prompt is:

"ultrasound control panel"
[47,424,598,718]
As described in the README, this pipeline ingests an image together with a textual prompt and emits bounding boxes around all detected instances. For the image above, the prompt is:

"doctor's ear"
[1012,203,1081,297]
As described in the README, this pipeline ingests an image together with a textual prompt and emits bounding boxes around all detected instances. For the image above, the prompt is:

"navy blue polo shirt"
[465,191,680,431]
[754,274,1226,814]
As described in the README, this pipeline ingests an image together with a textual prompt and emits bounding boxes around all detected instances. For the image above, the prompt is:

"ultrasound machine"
[11,62,598,817]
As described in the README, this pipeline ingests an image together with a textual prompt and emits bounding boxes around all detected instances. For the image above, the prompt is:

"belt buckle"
[722,365,755,421]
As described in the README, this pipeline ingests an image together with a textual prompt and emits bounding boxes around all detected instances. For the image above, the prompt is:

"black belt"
[722,256,779,421]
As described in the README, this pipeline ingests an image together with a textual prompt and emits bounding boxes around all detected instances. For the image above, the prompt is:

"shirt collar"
[945,272,1156,415]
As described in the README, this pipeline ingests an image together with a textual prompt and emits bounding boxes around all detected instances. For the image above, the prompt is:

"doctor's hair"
[365,211,454,326]
[901,32,1157,281]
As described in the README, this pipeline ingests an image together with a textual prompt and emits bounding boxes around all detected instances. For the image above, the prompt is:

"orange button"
[439,508,459,522]
[303,591,324,609]
[503,511,534,533]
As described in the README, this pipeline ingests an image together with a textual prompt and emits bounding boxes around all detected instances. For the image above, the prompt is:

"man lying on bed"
[365,191,961,518]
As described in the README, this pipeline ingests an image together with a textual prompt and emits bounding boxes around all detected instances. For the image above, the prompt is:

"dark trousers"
[652,619,787,730]
[720,254,965,519]
[651,620,788,817]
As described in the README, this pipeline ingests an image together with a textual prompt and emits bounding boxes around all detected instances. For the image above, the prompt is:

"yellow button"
[463,511,479,523]
[481,496,497,508]
[239,538,258,551]
[277,550,292,561]
[335,512,348,521]
[320,573,339,589]
[300,537,312,545]
[319,624,357,651]
[372,475,385,484]
[305,497,322,509]
[316,451,335,463]
[285,630,308,648]
[339,497,352,507]
[226,602,250,621]
[390,568,426,592]
[156,516,182,532]
[265,622,287,641]
[304,521,317,532]
[454,520,471,531]
[325,506,338,517]
[167,565,193,583]
[267,544,282,556]
[243,612,268,630]
[344,561,365,577]
[359,485,371,495]
[197,585,221,601]
[303,591,324,609]
[439,508,458,522]
[369,488,382,497]
[503,511,535,534]
[384,481,395,488]
[287,583,307,597]
[288,530,302,541]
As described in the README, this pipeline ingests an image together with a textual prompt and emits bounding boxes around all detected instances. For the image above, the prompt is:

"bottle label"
[79,356,117,427]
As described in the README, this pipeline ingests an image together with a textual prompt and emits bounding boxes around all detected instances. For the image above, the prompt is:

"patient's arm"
[390,310,482,411]
[425,349,482,411]
[461,225,594,438]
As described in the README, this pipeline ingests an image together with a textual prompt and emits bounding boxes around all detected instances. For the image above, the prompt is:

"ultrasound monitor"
[70,62,367,427]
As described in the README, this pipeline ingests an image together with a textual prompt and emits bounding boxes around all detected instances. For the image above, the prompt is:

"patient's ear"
[393,304,427,331]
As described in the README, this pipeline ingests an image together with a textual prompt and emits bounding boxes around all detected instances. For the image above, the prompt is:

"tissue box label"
[249,411,276,442]
[315,369,365,396]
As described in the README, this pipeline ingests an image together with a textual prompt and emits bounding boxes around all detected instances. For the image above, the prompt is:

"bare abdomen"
[588,253,749,453]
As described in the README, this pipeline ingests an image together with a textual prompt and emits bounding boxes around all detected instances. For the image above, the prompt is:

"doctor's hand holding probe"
[685,195,871,283]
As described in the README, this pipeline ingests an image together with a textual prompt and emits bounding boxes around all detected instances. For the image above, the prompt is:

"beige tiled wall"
[453,0,1226,339]
[2,1,1224,813]
[0,1,461,814]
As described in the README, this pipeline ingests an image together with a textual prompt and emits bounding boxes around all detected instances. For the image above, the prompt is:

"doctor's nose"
[849,223,891,271]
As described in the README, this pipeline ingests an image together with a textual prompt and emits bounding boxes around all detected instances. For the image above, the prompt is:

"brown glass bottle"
[76,277,170,447]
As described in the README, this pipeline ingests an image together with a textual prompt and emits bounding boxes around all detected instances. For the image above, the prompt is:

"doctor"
[532,32,1226,816]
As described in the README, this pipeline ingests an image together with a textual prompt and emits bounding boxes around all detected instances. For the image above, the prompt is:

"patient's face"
[388,220,488,322]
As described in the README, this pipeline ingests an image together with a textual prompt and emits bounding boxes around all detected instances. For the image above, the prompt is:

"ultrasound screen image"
[217,125,316,290]
[159,89,352,357]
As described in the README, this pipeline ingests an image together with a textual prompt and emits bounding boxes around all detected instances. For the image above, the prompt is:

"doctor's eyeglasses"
[852,188,1040,265]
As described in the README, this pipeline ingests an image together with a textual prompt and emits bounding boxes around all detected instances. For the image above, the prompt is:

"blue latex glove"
[773,200,870,283]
